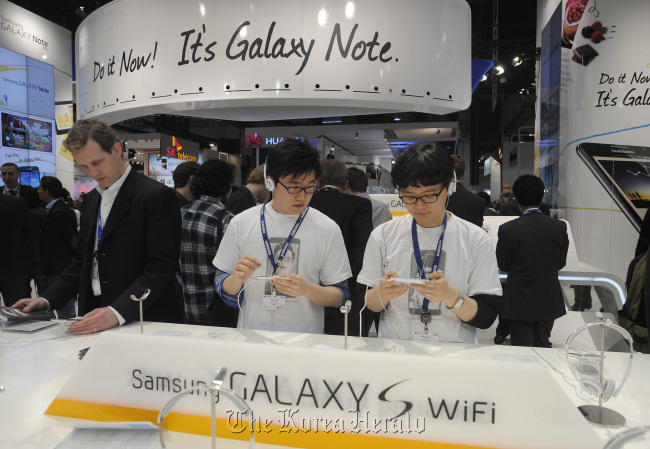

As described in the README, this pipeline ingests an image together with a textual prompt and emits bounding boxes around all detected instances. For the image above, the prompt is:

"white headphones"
[263,163,275,192]
[565,321,634,401]
[447,171,457,197]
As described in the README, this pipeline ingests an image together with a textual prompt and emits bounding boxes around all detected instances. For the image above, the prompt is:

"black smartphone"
[18,165,40,188]
[576,142,650,232]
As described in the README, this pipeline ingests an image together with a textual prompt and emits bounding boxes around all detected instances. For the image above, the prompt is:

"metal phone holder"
[157,367,255,449]
[340,299,352,350]
[130,289,150,334]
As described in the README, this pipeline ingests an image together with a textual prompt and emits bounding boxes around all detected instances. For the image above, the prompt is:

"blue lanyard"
[96,202,104,246]
[260,203,309,275]
[411,213,447,311]
[521,208,541,216]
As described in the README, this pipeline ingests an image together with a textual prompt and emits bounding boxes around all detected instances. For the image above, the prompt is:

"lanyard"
[96,201,104,246]
[411,213,447,311]
[260,203,309,275]
[521,208,541,216]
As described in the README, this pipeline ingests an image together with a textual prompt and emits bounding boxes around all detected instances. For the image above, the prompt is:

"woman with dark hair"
[357,143,502,343]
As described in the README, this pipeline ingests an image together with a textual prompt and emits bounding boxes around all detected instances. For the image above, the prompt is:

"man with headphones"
[357,143,502,343]
[212,139,352,333]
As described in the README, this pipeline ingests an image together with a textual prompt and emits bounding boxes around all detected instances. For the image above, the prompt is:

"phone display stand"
[157,366,254,449]
[130,289,150,334]
[604,426,650,449]
[565,319,634,427]
[340,300,352,350]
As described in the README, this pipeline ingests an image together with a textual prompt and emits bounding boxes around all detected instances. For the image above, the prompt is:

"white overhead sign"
[75,0,472,124]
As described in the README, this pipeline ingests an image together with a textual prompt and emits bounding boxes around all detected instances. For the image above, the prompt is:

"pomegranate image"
[563,0,588,41]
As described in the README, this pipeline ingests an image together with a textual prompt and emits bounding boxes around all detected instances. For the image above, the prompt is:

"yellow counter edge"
[46,398,497,449]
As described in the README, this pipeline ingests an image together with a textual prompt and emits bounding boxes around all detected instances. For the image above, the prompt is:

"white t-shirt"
[357,213,502,343]
[213,204,352,334]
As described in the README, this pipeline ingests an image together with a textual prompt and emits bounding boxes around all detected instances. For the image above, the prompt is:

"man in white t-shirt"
[213,139,352,334]
[357,143,502,343]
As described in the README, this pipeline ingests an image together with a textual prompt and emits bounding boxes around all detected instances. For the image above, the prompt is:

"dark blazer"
[44,169,182,323]
[309,188,373,336]
[496,212,569,321]
[309,189,373,278]
[0,194,39,279]
[446,183,485,227]
[500,199,551,216]
[23,184,44,208]
[40,200,78,276]
[1,184,44,209]
[225,185,257,215]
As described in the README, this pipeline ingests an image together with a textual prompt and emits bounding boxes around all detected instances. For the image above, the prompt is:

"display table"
[1,321,648,449]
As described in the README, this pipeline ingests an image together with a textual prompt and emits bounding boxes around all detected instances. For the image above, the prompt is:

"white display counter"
[1,321,648,449]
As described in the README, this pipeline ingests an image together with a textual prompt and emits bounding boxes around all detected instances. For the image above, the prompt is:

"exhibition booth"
[2,322,649,448]
[1,0,650,447]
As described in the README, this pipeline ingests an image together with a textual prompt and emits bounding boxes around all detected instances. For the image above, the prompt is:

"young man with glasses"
[213,139,351,333]
[357,143,502,343]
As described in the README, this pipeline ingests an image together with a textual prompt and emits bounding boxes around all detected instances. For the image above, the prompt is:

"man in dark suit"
[309,159,373,336]
[1,162,42,209]
[36,176,78,296]
[496,174,569,347]
[225,165,270,215]
[500,197,551,216]
[0,194,39,306]
[446,156,485,227]
[14,119,182,334]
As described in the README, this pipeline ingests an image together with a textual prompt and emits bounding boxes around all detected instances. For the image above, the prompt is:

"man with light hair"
[225,165,270,215]
[14,118,182,333]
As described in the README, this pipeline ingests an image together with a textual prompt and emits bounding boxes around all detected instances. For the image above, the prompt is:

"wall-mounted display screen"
[148,152,203,177]
[0,46,56,187]
[577,142,650,232]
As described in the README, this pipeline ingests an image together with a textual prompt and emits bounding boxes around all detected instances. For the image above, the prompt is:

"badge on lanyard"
[411,214,447,322]
[260,204,308,299]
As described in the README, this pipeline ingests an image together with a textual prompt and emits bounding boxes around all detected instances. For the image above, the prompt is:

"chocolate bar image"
[572,44,598,66]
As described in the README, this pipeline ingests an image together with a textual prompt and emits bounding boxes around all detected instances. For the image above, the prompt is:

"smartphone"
[576,142,650,232]
[19,165,40,188]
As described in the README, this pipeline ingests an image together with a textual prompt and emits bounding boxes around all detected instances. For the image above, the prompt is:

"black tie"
[8,190,16,196]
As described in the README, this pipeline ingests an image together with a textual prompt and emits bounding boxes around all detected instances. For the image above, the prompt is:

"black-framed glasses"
[276,179,318,194]
[399,186,445,204]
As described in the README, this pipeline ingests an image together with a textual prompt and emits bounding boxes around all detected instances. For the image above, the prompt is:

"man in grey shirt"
[346,167,392,229]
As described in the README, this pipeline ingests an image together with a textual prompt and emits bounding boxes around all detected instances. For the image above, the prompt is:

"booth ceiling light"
[495,66,504,76]
[345,2,355,19]
[318,8,327,26]
[512,56,522,67]
[481,74,488,82]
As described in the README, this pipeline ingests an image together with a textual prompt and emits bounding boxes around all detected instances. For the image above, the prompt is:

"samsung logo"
[611,149,634,154]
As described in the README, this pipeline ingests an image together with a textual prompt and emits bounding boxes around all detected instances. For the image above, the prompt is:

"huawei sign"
[245,132,263,147]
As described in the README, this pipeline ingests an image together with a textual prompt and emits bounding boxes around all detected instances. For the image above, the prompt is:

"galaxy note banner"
[47,332,601,449]
[75,0,472,123]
